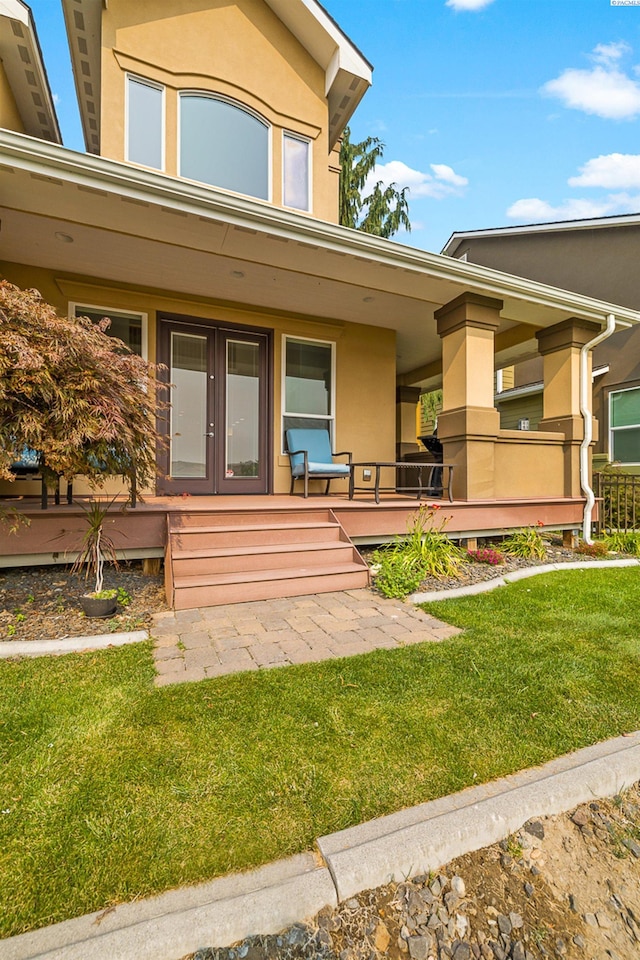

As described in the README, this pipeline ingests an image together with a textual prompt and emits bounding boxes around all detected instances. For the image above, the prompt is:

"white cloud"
[542,44,640,119]
[446,0,496,9]
[365,160,468,200]
[430,163,468,187]
[568,153,640,188]
[592,41,630,65]
[506,193,640,223]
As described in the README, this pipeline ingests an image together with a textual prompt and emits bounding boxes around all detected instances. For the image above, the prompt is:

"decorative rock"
[471,945,481,960]
[554,938,566,956]
[622,836,640,857]
[509,912,523,930]
[408,935,431,960]
[500,855,513,869]
[451,876,466,898]
[530,865,541,876]
[524,820,545,840]
[452,942,471,960]
[511,944,526,960]
[455,914,468,938]
[489,942,506,960]
[596,910,612,929]
[570,809,590,827]
[583,913,598,927]
[346,898,360,910]
[497,915,512,936]
[430,878,442,897]
[374,922,391,953]
[524,883,535,897]
[480,946,493,960]
[572,934,586,948]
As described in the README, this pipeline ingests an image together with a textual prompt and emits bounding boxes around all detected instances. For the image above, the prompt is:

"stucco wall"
[0,262,396,498]
[99,0,340,221]
[0,59,25,134]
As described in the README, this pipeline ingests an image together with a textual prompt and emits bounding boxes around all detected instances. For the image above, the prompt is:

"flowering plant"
[467,547,505,566]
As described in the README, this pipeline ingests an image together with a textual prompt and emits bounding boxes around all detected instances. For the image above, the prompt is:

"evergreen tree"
[339,126,411,239]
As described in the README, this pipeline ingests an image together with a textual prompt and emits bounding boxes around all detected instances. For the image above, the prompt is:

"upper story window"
[179,93,270,201]
[283,133,310,211]
[126,75,164,170]
[610,386,640,465]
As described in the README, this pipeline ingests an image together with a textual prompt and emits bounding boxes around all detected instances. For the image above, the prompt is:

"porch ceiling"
[1,132,639,385]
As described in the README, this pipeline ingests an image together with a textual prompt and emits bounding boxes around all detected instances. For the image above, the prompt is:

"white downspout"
[580,314,616,544]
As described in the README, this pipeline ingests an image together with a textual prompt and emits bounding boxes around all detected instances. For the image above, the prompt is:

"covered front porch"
[1,129,638,604]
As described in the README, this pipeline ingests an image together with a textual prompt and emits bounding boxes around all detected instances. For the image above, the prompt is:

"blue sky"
[30,0,640,252]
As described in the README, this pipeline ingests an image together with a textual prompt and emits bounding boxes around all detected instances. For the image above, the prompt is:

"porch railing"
[595,472,640,535]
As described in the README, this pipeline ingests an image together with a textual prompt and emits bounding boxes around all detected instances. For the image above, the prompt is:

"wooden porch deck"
[0,492,587,567]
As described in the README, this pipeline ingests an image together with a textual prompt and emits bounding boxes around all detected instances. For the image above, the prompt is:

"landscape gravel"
[191,786,640,960]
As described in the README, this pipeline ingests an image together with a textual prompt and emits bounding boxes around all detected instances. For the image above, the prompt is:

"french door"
[157,316,272,495]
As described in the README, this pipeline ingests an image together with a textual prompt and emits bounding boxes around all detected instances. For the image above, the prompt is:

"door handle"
[205,432,215,437]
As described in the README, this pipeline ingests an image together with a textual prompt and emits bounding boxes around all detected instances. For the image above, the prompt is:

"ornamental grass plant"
[372,503,466,598]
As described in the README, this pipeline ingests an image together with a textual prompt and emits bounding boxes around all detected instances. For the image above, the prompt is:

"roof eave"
[0,0,61,143]
[2,129,639,330]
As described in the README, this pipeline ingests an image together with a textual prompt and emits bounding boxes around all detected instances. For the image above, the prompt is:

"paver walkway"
[151,588,460,686]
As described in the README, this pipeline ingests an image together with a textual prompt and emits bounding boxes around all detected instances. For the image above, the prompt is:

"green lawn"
[2,568,640,938]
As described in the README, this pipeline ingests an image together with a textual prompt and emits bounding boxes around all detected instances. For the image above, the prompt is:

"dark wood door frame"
[156,313,273,496]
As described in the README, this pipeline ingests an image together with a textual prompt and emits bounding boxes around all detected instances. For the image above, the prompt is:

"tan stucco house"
[444,215,640,474]
[1,0,639,603]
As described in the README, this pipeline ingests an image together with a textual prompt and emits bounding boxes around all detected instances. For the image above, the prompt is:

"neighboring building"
[443,216,640,473]
[1,0,639,598]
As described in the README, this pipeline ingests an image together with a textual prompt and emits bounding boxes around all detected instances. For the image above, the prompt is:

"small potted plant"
[71,498,121,618]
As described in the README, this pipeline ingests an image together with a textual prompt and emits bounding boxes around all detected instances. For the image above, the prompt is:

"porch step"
[165,508,369,609]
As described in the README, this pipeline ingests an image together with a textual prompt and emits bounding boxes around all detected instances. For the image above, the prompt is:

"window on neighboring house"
[282,336,334,449]
[610,386,640,464]
[72,304,147,359]
[179,93,269,200]
[283,133,310,211]
[126,75,164,170]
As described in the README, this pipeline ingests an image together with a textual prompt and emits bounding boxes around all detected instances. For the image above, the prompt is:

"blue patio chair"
[286,428,351,498]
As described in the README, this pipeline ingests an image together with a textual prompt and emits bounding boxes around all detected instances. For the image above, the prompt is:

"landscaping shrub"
[372,504,465,598]
[502,524,547,561]
[575,540,610,558]
[604,530,640,555]
[467,547,505,566]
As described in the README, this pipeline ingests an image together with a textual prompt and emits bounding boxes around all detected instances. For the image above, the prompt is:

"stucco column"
[435,293,502,500]
[536,317,601,497]
[396,386,421,459]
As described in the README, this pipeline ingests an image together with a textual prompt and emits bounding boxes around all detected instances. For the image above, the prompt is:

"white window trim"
[609,385,640,466]
[282,131,312,213]
[177,90,272,202]
[125,74,165,172]
[70,302,149,360]
[281,334,336,453]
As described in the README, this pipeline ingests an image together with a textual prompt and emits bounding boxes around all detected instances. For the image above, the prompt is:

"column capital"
[535,317,601,356]
[396,385,421,404]
[435,292,503,338]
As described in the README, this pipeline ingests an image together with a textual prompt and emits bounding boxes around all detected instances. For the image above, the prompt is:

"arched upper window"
[179,93,270,201]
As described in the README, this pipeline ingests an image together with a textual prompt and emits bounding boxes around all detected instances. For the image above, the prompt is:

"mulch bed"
[0,562,167,643]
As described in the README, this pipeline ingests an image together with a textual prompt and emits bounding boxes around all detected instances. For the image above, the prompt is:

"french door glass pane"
[226,340,260,478]
[170,333,207,478]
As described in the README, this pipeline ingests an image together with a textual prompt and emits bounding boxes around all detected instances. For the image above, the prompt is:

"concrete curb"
[410,557,640,603]
[2,732,639,960]
[0,631,149,659]
[0,853,336,960]
[317,731,640,902]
